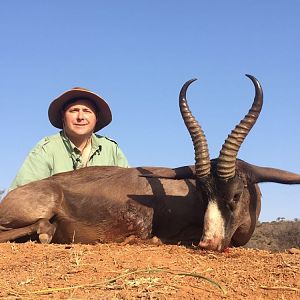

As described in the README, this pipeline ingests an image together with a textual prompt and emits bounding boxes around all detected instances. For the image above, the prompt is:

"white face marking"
[201,201,225,250]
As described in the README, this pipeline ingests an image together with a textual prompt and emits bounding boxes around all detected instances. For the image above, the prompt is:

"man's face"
[63,99,97,139]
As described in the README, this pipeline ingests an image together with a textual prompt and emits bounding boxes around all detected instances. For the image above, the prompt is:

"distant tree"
[0,189,4,200]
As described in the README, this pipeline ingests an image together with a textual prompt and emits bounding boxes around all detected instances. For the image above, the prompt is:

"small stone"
[288,247,300,254]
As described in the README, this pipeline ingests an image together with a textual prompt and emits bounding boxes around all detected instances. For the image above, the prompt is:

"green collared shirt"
[9,131,129,191]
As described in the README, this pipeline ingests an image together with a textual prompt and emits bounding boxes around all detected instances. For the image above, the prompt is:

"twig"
[260,285,299,292]
[29,267,226,295]
[279,254,293,268]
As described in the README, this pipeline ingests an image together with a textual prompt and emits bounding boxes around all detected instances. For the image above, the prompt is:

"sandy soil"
[0,242,299,299]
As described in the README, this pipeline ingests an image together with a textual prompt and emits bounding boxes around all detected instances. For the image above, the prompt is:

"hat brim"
[48,88,112,132]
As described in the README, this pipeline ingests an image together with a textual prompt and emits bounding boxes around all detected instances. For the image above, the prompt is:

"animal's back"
[51,166,200,244]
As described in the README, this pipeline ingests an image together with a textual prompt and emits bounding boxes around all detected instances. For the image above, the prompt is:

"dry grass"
[0,242,299,299]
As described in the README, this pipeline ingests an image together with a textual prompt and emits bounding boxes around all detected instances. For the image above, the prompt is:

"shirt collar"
[60,130,79,153]
[60,130,102,154]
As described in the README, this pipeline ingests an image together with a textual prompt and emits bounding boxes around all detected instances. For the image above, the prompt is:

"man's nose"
[77,110,85,120]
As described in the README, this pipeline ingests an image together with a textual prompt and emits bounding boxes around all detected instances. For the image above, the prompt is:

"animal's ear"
[236,160,300,184]
[139,166,196,180]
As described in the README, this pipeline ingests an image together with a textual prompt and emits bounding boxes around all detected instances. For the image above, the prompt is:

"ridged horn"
[217,75,263,180]
[179,79,211,178]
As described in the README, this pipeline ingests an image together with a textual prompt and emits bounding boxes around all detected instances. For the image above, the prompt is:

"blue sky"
[1,1,300,221]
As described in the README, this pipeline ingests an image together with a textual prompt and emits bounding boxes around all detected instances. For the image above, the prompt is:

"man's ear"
[61,111,65,127]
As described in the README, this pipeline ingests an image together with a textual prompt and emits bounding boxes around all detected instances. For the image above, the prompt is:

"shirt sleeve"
[9,139,52,191]
[116,145,129,167]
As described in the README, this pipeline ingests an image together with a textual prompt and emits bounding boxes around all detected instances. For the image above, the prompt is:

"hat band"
[62,97,99,113]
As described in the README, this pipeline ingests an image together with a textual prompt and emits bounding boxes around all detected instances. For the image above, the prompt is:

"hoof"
[39,233,52,244]
[150,236,163,245]
[122,235,137,245]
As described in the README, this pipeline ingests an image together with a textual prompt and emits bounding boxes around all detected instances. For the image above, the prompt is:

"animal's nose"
[199,238,223,252]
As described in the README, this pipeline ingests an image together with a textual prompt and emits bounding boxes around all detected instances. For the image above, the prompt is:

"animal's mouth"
[199,238,224,252]
[199,232,232,252]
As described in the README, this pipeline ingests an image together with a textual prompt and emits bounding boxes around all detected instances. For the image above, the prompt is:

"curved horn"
[179,79,211,178]
[217,75,263,180]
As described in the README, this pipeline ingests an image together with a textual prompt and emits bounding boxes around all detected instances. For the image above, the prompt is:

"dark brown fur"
[0,161,261,249]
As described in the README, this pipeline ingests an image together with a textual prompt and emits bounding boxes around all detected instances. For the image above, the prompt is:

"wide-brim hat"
[48,87,112,132]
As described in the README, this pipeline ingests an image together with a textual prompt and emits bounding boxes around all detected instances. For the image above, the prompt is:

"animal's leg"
[0,181,62,230]
[0,223,38,243]
[0,218,56,243]
[35,218,57,244]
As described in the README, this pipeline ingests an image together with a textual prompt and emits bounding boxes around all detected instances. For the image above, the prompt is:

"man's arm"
[9,140,52,191]
[116,145,129,167]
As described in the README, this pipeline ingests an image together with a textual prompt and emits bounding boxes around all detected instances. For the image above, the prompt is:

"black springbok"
[1,75,299,251]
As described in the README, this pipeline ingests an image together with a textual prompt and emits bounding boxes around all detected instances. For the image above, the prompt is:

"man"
[9,87,129,191]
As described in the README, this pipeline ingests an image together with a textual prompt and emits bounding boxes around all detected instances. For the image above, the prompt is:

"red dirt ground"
[0,242,299,299]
